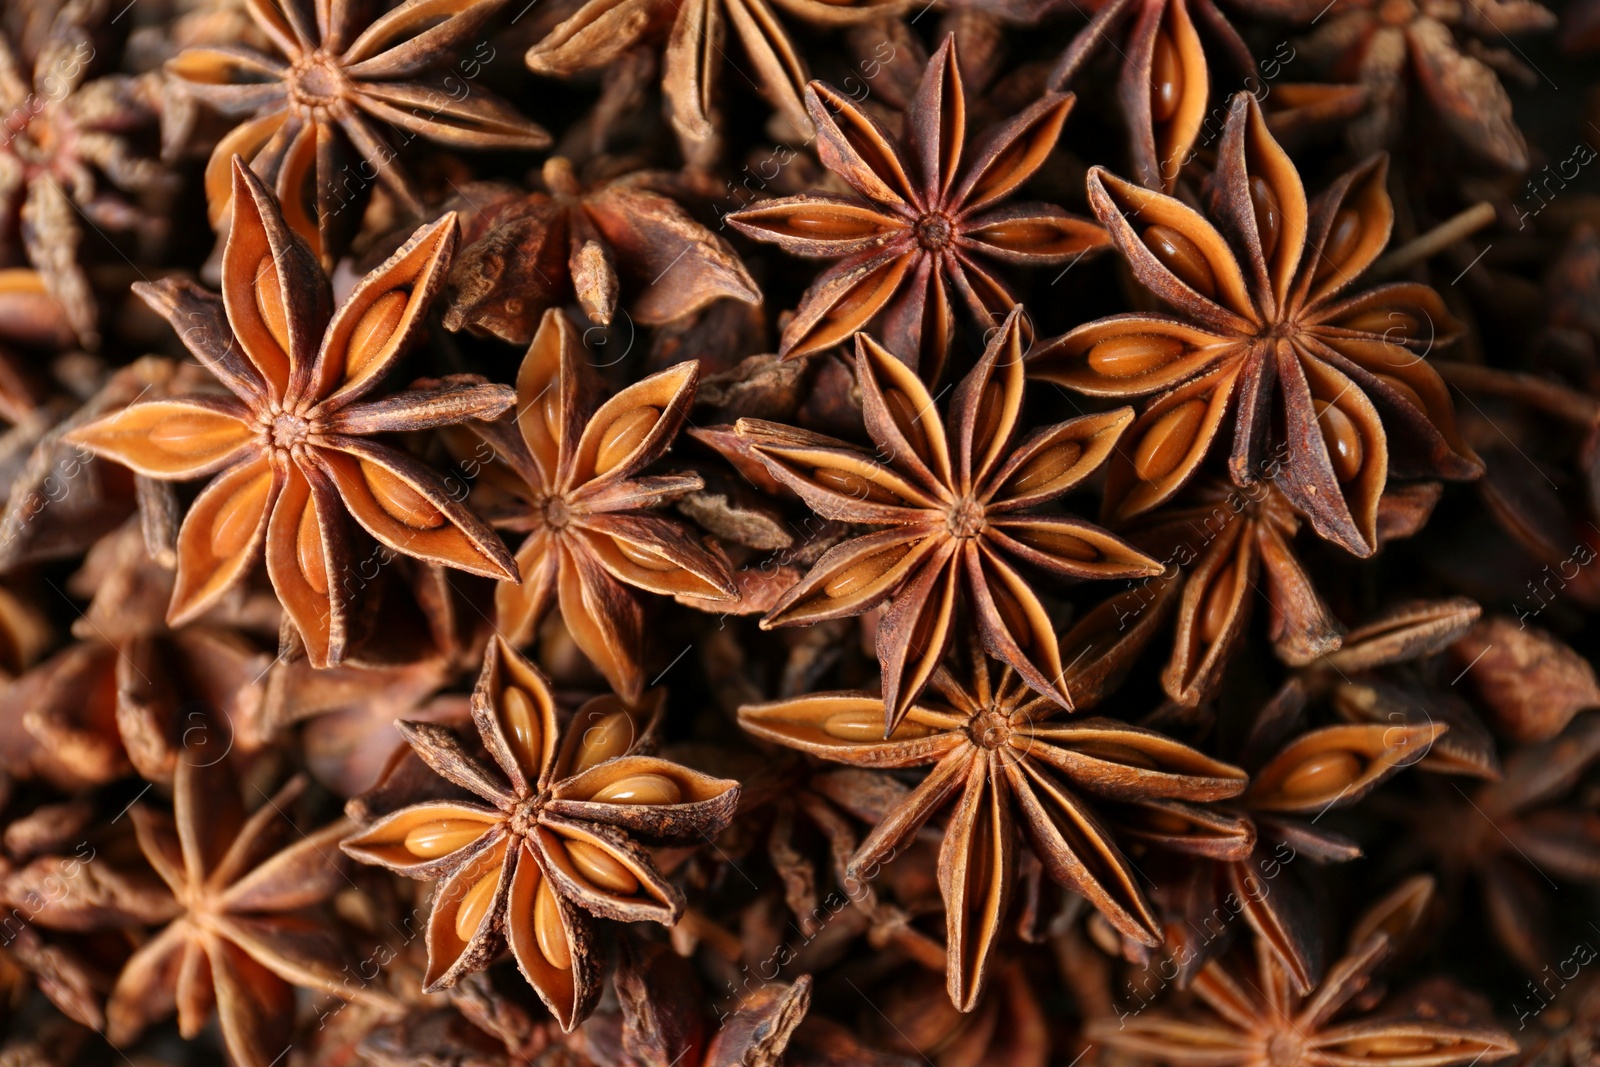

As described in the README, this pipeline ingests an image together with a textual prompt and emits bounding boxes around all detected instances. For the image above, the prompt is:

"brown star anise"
[739,634,1248,1009]
[525,0,903,161]
[0,14,169,347]
[66,158,518,668]
[460,307,734,702]
[1086,878,1518,1066]
[1028,92,1480,557]
[727,36,1107,379]
[1254,0,1556,171]
[107,754,376,1067]
[441,158,760,344]
[342,638,741,1030]
[167,0,550,265]
[735,309,1161,729]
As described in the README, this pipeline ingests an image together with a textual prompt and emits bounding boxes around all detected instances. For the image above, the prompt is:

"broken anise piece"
[1028,92,1480,555]
[461,307,735,701]
[342,637,740,1029]
[66,158,518,668]
[737,308,1161,729]
[740,634,1248,1009]
[728,36,1107,378]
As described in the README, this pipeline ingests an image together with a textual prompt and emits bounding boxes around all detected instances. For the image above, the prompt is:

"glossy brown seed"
[1087,335,1186,378]
[1249,176,1281,262]
[502,686,542,765]
[210,469,273,558]
[255,256,291,353]
[972,382,1006,453]
[824,543,912,598]
[1022,527,1098,561]
[1279,751,1362,799]
[590,774,683,805]
[1373,373,1426,412]
[885,388,930,460]
[1340,1035,1447,1055]
[596,407,661,475]
[542,388,564,447]
[1314,399,1363,481]
[785,212,885,238]
[348,291,408,376]
[298,503,328,595]
[1199,561,1238,645]
[615,538,677,571]
[405,820,487,859]
[534,877,571,969]
[1009,441,1084,494]
[990,580,1034,649]
[149,414,245,455]
[455,869,500,940]
[1133,400,1205,482]
[1340,310,1419,337]
[571,708,633,773]
[822,709,936,741]
[362,462,447,529]
[812,466,901,505]
[1144,225,1216,298]
[1316,208,1363,282]
[1150,29,1182,124]
[566,839,640,895]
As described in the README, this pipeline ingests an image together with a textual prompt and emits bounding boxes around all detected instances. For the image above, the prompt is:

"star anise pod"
[167,0,550,265]
[0,13,169,347]
[106,755,377,1067]
[66,158,518,668]
[441,159,760,345]
[735,308,1161,728]
[1086,878,1518,1066]
[525,0,902,161]
[1249,0,1556,170]
[740,634,1248,1009]
[342,637,741,1030]
[727,36,1107,379]
[460,307,734,701]
[1028,92,1480,557]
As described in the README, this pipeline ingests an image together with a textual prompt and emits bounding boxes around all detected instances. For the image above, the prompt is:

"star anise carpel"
[1086,878,1519,1067]
[736,308,1162,730]
[107,752,376,1067]
[66,158,518,669]
[342,637,741,1030]
[460,307,735,702]
[727,35,1108,379]
[167,0,550,266]
[740,634,1249,1010]
[1028,91,1481,557]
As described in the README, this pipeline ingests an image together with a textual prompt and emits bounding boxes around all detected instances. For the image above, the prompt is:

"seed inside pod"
[565,838,640,895]
[571,705,634,773]
[1199,560,1239,645]
[1313,399,1363,482]
[454,868,499,940]
[884,387,929,460]
[361,461,446,529]
[1249,176,1282,262]
[149,412,247,455]
[822,709,935,741]
[824,543,912,600]
[1073,740,1158,770]
[534,877,571,969]
[614,537,676,571]
[347,290,408,376]
[590,773,682,805]
[1087,334,1186,378]
[812,466,900,505]
[298,502,327,596]
[404,819,486,859]
[595,406,660,474]
[1144,225,1216,298]
[255,254,292,353]
[1150,28,1182,124]
[1133,399,1206,483]
[1008,441,1084,495]
[1278,750,1362,799]
[209,468,273,559]
[1316,208,1363,282]
[501,684,541,765]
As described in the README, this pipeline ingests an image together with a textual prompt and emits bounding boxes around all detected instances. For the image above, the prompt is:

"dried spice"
[67,159,517,667]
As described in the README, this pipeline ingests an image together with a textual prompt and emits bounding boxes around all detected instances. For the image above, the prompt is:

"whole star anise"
[441,158,761,344]
[342,638,741,1030]
[727,36,1107,379]
[1028,92,1480,556]
[1086,878,1518,1067]
[739,634,1248,1010]
[66,158,518,668]
[107,755,377,1067]
[735,308,1161,729]
[167,0,550,265]
[461,307,735,702]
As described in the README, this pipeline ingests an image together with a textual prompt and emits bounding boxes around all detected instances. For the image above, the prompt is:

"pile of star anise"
[0,0,1597,1062]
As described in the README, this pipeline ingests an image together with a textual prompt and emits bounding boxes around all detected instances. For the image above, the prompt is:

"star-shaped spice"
[1086,880,1517,1067]
[739,635,1248,1010]
[441,158,760,344]
[462,307,734,702]
[1028,92,1481,556]
[343,638,740,1029]
[736,308,1161,730]
[167,0,550,265]
[106,756,377,1067]
[67,158,517,669]
[727,36,1107,379]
